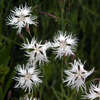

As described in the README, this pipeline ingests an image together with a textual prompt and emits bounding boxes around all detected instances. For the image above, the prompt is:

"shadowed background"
[0,0,100,100]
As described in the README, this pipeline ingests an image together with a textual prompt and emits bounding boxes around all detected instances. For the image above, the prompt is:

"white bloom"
[27,97,38,100]
[22,38,51,64]
[64,59,94,91]
[14,62,42,93]
[7,4,37,34]
[52,31,77,59]
[20,95,39,100]
[27,97,39,100]
[83,82,100,100]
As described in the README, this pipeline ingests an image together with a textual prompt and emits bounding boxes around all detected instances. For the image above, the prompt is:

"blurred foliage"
[0,0,100,100]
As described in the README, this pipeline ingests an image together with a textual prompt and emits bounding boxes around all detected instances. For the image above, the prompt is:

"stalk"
[61,58,64,100]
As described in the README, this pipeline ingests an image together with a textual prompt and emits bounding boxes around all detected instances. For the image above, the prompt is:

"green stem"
[61,58,64,99]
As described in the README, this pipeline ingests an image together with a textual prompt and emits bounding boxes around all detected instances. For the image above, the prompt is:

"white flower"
[20,95,39,100]
[83,82,100,100]
[22,38,51,65]
[27,97,39,100]
[52,31,77,59]
[64,59,94,91]
[7,4,37,34]
[14,62,42,93]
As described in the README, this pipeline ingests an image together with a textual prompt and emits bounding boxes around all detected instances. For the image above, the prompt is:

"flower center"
[25,74,32,80]
[35,47,40,52]
[76,71,83,79]
[60,41,66,48]
[18,15,25,21]
[77,71,81,76]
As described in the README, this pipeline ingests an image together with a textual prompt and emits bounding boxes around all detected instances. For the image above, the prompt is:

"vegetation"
[0,0,100,100]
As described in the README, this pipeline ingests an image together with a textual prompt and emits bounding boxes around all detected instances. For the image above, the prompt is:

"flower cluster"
[7,3,99,100]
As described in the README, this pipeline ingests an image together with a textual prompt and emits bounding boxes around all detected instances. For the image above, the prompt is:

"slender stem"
[26,26,32,37]
[61,57,64,99]
[18,33,25,41]
[99,97,100,100]
[40,11,57,19]
[7,90,12,100]
[61,58,64,81]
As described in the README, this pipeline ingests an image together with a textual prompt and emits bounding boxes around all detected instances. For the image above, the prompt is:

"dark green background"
[0,0,100,100]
